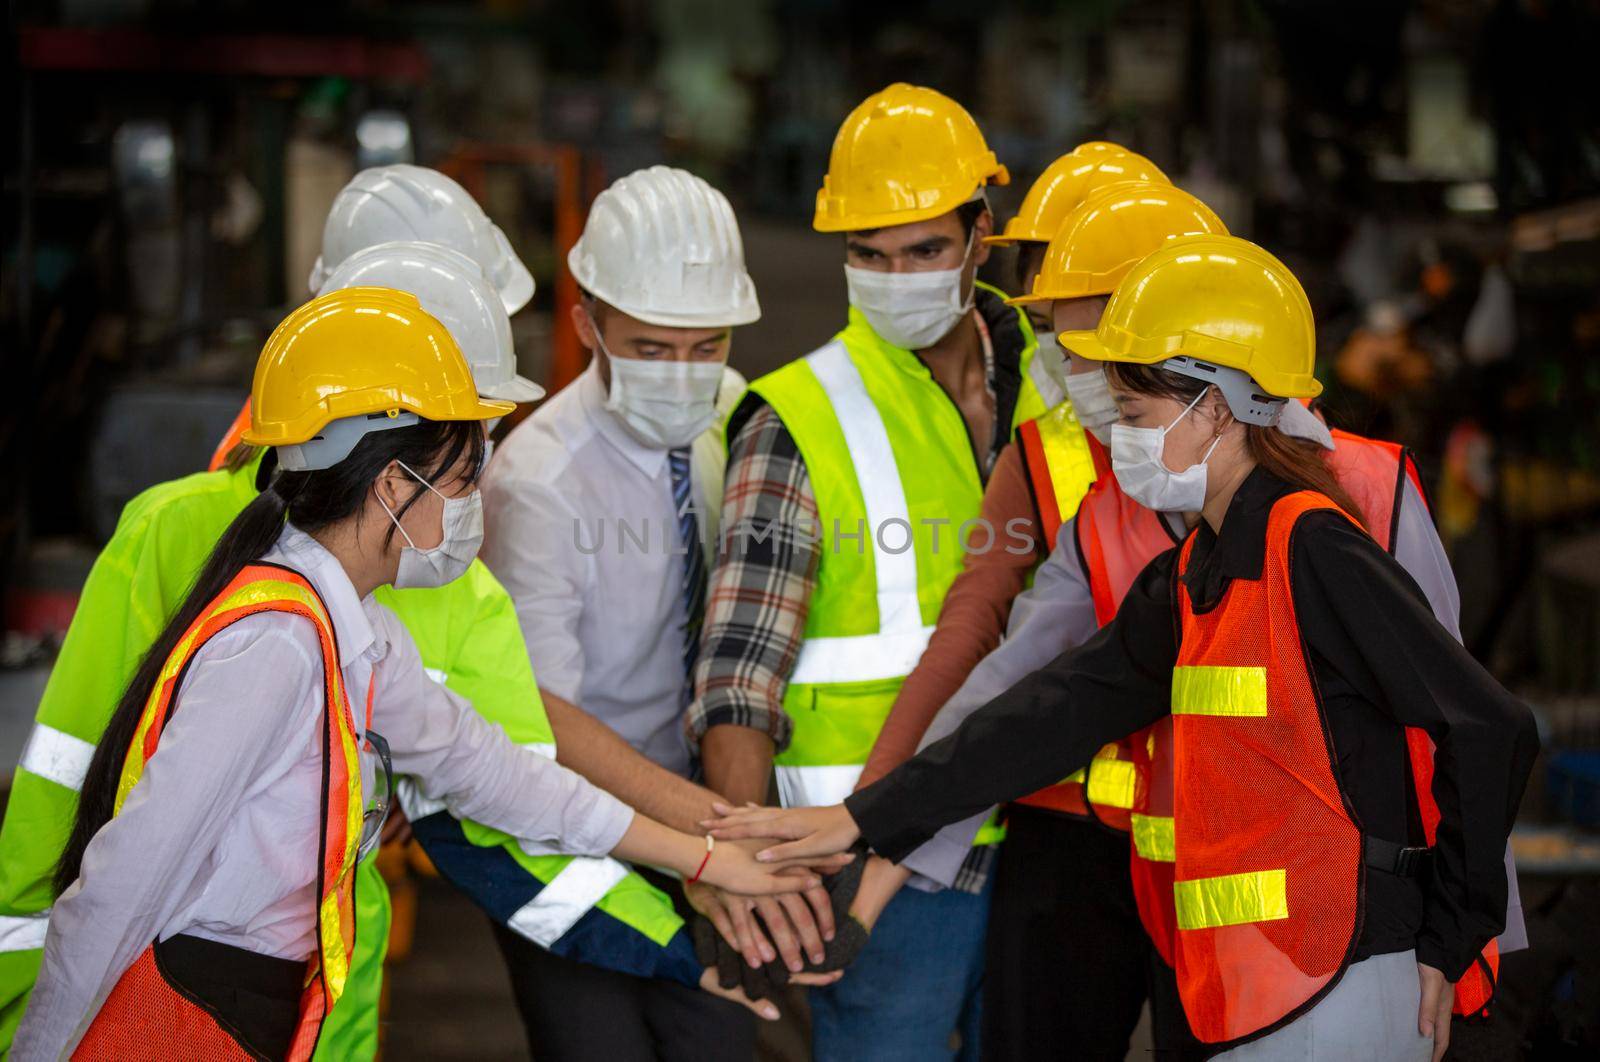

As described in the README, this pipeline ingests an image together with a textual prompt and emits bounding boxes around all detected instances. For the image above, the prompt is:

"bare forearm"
[849,856,911,930]
[610,814,712,879]
[542,689,721,833]
[701,724,776,808]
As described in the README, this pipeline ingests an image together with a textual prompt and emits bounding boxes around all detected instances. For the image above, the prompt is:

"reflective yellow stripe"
[1131,814,1175,863]
[320,891,349,997]
[1171,666,1268,718]
[972,812,1007,846]
[1175,869,1288,930]
[116,578,335,813]
[1033,403,1097,523]
[1086,756,1137,810]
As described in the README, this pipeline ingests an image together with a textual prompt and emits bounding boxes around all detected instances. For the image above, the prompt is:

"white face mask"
[1110,391,1223,513]
[377,460,484,590]
[843,229,976,350]
[1063,366,1119,445]
[592,315,726,450]
[1031,327,1066,384]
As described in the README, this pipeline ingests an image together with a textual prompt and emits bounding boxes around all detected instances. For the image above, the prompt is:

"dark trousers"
[490,909,754,1062]
[980,806,1153,1062]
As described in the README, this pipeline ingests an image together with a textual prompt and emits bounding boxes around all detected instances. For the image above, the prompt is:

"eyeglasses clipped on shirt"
[357,728,394,863]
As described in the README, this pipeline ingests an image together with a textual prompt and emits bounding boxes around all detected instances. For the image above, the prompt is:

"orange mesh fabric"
[1128,717,1179,967]
[1325,429,1409,549]
[1017,436,1173,823]
[1171,492,1364,1046]
[73,947,254,1060]
[104,563,362,1059]
[1133,435,1408,971]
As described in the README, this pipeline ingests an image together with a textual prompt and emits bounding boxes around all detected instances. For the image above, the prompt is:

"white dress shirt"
[17,524,633,1059]
[481,358,736,777]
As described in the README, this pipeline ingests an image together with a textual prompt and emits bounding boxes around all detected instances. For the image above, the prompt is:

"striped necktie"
[668,448,706,680]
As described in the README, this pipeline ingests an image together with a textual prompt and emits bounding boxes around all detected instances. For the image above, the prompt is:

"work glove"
[692,911,788,1002]
[751,841,872,981]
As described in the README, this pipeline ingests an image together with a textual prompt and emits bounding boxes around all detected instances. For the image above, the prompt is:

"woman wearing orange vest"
[15,289,822,1061]
[705,237,1537,1061]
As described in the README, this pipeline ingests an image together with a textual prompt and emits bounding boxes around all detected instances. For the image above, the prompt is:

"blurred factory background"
[4,1,1600,1058]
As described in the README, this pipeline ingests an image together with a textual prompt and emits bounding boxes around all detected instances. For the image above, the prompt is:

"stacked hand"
[690,841,872,1010]
[703,801,863,863]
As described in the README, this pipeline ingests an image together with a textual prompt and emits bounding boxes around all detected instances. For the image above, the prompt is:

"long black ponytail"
[56,418,485,895]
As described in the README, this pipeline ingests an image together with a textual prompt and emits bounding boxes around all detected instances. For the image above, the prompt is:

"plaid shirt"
[689,293,1028,892]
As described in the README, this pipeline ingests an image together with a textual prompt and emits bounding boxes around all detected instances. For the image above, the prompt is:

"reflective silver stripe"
[506,856,630,947]
[1028,349,1066,410]
[396,778,446,821]
[423,667,449,685]
[791,342,932,685]
[18,723,96,792]
[396,742,557,822]
[775,764,862,809]
[0,912,50,952]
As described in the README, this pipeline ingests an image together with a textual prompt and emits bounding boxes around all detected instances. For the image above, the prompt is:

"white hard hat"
[310,164,535,314]
[317,240,545,404]
[567,166,761,328]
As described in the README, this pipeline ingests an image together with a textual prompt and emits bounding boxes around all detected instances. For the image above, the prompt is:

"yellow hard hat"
[813,84,1008,233]
[1060,235,1321,400]
[243,287,514,450]
[985,145,1168,247]
[1009,181,1227,305]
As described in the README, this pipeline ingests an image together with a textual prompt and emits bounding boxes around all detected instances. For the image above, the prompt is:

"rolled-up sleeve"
[376,610,634,857]
[688,400,818,750]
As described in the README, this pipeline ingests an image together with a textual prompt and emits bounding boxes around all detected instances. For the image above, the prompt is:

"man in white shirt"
[482,165,826,1060]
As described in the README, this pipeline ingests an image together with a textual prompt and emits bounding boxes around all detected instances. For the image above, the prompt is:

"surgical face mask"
[592,316,725,449]
[1032,326,1066,385]
[844,229,976,350]
[1110,391,1223,513]
[1064,366,1119,446]
[377,460,484,589]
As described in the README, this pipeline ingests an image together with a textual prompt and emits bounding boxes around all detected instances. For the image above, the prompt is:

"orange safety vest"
[1014,429,1169,828]
[1170,490,1364,1045]
[1128,430,1421,968]
[74,563,365,1061]
[1052,427,1498,1018]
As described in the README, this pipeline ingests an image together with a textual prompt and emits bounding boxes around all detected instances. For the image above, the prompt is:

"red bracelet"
[688,835,715,884]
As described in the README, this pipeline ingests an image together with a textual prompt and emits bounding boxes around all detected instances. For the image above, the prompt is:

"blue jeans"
[809,874,992,1062]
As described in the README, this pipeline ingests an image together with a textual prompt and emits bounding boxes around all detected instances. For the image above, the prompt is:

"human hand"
[691,913,842,1012]
[1417,962,1454,1062]
[696,833,850,898]
[702,802,862,863]
[848,855,911,932]
[697,965,781,1021]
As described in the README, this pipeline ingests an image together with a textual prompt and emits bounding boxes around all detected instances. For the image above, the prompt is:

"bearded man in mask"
[688,85,1056,1060]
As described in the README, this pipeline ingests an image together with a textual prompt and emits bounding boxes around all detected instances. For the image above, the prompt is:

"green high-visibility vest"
[0,454,679,1054]
[748,285,1050,819]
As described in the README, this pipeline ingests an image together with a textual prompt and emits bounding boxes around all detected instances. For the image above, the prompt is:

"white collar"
[579,357,671,479]
[269,524,381,668]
